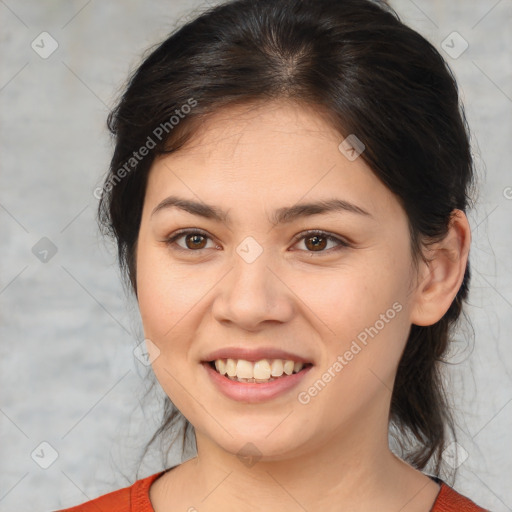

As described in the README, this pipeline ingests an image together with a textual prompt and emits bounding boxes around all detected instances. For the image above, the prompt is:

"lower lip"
[202,362,313,403]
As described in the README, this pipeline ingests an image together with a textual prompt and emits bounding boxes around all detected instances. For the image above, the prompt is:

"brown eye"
[292,230,350,255]
[304,234,328,251]
[165,229,216,252]
[165,229,349,256]
[184,233,208,250]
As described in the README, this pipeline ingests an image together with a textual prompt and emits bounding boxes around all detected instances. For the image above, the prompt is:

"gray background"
[0,1,511,511]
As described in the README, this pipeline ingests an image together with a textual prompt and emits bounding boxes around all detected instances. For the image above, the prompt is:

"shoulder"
[54,471,167,512]
[432,480,489,511]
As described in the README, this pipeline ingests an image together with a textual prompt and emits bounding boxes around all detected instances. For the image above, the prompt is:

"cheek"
[293,255,411,390]
[135,243,202,410]
[136,244,168,339]
[296,296,408,428]
[291,256,406,339]
[135,242,185,350]
[136,238,205,340]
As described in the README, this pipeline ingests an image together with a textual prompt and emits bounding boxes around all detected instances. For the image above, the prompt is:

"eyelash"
[164,228,350,256]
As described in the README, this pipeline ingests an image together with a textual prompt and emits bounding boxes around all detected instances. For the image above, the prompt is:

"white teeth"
[270,359,283,377]
[236,359,254,379]
[226,358,237,377]
[253,360,271,380]
[283,360,294,375]
[211,358,306,381]
[214,359,226,375]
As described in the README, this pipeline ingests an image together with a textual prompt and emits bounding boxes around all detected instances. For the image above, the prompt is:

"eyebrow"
[151,195,373,225]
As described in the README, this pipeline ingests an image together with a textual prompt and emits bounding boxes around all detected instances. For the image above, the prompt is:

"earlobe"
[410,209,471,327]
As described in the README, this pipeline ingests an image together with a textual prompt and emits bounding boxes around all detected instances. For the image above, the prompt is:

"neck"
[153,390,440,512]
[177,421,431,511]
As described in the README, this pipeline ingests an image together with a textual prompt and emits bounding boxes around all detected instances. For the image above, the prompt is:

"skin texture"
[135,100,471,512]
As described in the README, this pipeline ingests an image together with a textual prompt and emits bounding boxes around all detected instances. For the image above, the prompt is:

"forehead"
[144,100,402,222]
[169,99,342,160]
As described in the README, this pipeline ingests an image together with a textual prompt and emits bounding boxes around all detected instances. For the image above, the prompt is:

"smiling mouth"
[206,359,314,384]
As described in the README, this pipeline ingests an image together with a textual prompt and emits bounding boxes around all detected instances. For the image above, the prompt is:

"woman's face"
[136,100,423,461]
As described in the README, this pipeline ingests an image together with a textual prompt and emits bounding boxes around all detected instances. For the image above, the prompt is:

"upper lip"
[202,347,314,364]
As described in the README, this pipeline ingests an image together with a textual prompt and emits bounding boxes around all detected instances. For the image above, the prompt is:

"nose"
[211,241,294,330]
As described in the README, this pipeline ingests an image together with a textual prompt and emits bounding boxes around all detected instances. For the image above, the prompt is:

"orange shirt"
[55,469,488,512]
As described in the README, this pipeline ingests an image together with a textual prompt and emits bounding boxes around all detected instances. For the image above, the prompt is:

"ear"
[410,209,471,327]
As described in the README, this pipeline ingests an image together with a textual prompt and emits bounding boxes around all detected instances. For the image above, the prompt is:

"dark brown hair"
[98,0,475,483]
